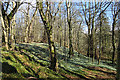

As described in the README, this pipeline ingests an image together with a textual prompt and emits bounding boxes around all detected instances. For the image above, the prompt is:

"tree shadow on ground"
[19,44,49,59]
[12,53,39,78]
[2,62,18,74]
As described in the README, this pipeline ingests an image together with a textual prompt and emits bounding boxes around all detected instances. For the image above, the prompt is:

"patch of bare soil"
[82,68,116,80]
[61,73,83,80]
[88,66,116,75]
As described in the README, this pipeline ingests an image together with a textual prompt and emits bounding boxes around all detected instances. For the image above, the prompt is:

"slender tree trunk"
[91,2,96,63]
[111,3,118,64]
[59,8,62,47]
[25,5,30,43]
[98,4,102,64]
[59,27,62,47]
[66,1,73,58]
[117,28,120,80]
[28,8,37,43]
[63,11,66,48]
[112,19,116,64]
[11,1,16,50]
[91,22,95,63]
[77,24,81,56]
[116,2,120,79]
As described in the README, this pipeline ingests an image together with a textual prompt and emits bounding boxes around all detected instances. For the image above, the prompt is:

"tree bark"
[25,5,30,43]
[37,1,61,71]
[1,1,22,50]
[98,3,102,64]
[10,1,16,50]
[112,3,118,64]
[66,1,73,58]
[116,2,120,80]
[117,28,120,80]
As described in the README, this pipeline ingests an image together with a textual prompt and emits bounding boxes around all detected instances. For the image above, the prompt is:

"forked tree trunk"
[1,1,22,50]
[37,1,60,71]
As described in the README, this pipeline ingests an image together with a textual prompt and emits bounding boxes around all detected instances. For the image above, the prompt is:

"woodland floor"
[1,42,117,80]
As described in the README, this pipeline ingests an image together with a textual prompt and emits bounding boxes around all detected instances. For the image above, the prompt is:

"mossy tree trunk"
[0,1,23,50]
[37,1,61,71]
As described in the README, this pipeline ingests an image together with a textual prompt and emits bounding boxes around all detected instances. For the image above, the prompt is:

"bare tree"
[37,0,61,71]
[111,2,119,64]
[25,5,37,43]
[66,0,73,58]
[0,1,23,50]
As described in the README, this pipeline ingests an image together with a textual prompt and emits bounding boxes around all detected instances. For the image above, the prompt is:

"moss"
[2,43,116,79]
[9,51,14,54]
[2,47,7,51]
[2,73,25,79]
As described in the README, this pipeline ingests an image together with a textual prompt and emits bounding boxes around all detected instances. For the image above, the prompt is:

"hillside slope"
[2,42,116,80]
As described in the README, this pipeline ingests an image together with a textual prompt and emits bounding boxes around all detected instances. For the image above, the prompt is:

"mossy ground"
[1,42,116,80]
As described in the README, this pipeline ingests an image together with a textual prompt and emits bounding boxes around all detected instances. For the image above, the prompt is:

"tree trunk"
[4,17,10,50]
[98,4,102,64]
[37,1,59,71]
[10,1,16,50]
[0,15,10,50]
[66,1,73,58]
[47,32,57,71]
[91,2,96,63]
[117,29,120,80]
[0,4,5,46]
[91,23,95,63]
[112,19,116,64]
[42,28,47,43]
[0,6,10,50]
[25,5,30,43]
[116,2,120,79]
[1,1,22,50]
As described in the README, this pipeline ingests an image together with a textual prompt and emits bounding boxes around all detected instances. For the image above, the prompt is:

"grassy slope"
[2,42,117,80]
